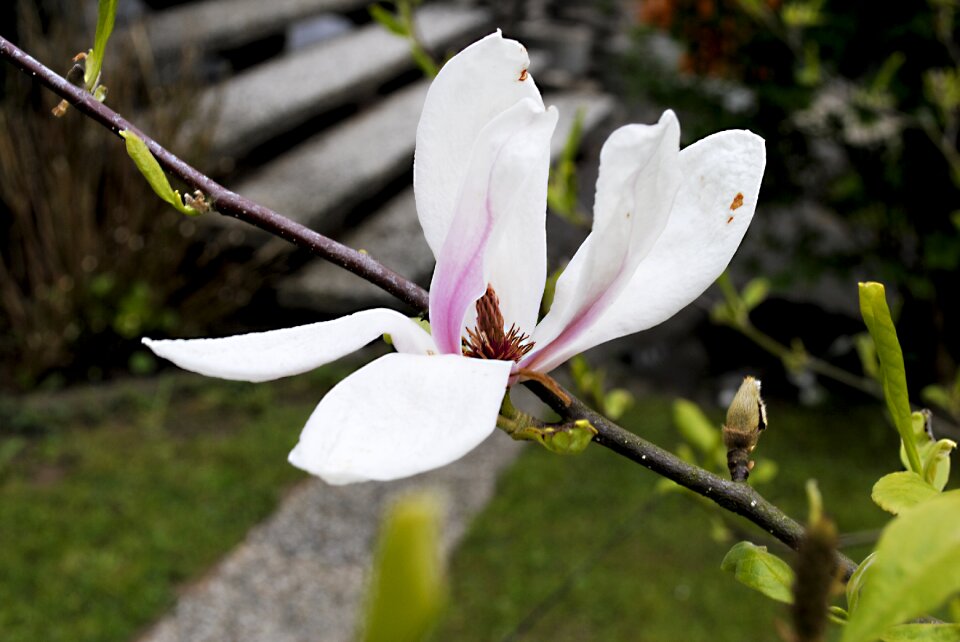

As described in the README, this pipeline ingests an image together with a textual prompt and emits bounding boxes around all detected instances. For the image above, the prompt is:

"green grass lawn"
[0,367,907,642]
[0,367,353,642]
[431,396,902,642]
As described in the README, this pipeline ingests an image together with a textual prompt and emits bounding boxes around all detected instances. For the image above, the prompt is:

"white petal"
[143,309,436,382]
[288,353,512,484]
[414,31,545,259]
[525,111,681,370]
[428,99,557,354]
[529,130,766,373]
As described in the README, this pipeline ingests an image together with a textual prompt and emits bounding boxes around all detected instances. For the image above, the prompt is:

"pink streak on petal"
[429,182,496,355]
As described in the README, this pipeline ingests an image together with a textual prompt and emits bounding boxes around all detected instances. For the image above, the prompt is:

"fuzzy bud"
[722,376,767,481]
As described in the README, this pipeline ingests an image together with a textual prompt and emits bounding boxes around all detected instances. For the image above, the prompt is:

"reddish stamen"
[462,285,535,362]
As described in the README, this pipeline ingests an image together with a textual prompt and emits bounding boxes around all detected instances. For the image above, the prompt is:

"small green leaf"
[720,541,795,604]
[921,385,953,415]
[741,278,770,311]
[673,399,720,456]
[841,491,960,642]
[85,0,119,90]
[120,131,201,216]
[369,4,408,36]
[535,419,597,455]
[603,389,634,421]
[881,624,960,642]
[922,439,956,491]
[858,282,922,473]
[750,459,779,484]
[362,492,445,642]
[829,606,850,624]
[845,551,876,615]
[871,471,940,515]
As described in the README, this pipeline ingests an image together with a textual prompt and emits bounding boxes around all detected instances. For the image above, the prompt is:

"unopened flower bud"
[722,376,767,481]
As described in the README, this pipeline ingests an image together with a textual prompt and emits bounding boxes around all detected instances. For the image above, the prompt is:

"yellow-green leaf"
[362,492,446,642]
[845,551,876,615]
[741,277,770,311]
[842,491,960,642]
[881,624,960,642]
[858,282,922,473]
[120,131,200,216]
[85,0,119,90]
[673,398,720,456]
[535,419,597,455]
[603,388,634,421]
[720,541,795,604]
[921,438,955,491]
[871,472,940,515]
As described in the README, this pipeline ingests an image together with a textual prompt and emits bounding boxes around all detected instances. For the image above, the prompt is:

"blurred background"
[1,0,957,640]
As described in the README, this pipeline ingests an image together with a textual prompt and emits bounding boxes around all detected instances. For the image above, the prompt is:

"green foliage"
[84,0,118,92]
[720,541,795,604]
[781,0,825,29]
[845,551,876,616]
[871,471,939,515]
[119,131,203,217]
[895,411,956,492]
[842,491,960,642]
[362,492,446,642]
[858,282,923,473]
[673,399,720,456]
[569,355,635,421]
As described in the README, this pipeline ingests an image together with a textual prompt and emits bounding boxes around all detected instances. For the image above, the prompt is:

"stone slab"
[144,0,369,58]
[200,5,491,156]
[223,80,429,240]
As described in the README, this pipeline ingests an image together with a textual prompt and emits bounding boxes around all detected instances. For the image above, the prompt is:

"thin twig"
[0,35,430,313]
[524,379,858,580]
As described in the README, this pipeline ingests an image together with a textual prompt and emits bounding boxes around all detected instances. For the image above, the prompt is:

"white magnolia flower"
[144,32,766,485]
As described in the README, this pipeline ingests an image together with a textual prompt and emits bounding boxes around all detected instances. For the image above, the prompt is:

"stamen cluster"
[462,285,535,362]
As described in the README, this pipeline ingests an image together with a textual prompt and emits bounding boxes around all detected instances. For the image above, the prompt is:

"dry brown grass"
[0,4,266,389]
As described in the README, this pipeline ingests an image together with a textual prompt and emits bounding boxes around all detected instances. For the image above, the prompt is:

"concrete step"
[277,90,616,314]
[199,5,491,157]
[143,0,370,58]
[221,80,429,241]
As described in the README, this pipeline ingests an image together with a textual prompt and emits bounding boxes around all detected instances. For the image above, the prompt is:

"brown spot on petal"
[730,192,744,211]
[727,216,735,224]
[519,68,528,81]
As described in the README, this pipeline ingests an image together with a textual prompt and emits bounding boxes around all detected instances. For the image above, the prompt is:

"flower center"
[462,284,535,362]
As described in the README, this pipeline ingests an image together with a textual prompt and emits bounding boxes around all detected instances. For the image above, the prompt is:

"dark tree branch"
[0,35,430,313]
[2,34,857,578]
[524,379,858,580]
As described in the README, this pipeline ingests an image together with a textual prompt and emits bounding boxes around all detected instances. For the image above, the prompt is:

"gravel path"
[138,433,523,642]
